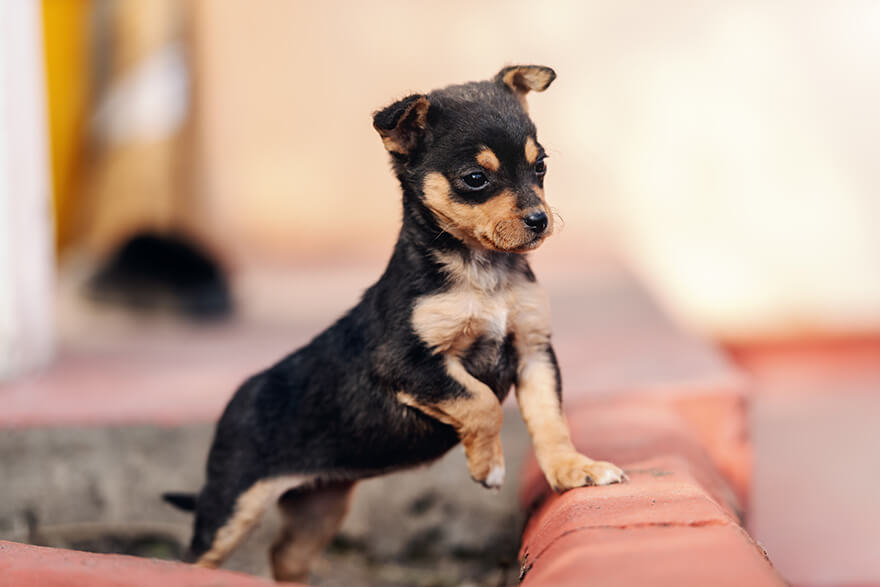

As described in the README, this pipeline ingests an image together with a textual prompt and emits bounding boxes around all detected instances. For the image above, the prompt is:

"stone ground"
[0,410,531,587]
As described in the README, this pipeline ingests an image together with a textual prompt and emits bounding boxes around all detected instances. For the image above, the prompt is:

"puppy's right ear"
[373,94,430,156]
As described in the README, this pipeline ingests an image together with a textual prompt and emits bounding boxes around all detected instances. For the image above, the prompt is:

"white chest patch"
[410,252,537,355]
[412,288,510,354]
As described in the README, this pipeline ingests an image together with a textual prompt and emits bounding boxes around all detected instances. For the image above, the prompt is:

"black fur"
[171,67,559,562]
[373,93,427,133]
[162,492,197,512]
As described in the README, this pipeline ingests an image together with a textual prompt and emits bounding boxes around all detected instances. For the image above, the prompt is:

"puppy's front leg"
[398,356,505,489]
[516,347,626,491]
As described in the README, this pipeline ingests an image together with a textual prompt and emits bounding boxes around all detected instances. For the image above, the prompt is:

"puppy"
[165,65,625,582]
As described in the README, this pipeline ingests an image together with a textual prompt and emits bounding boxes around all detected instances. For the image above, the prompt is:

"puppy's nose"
[523,211,548,234]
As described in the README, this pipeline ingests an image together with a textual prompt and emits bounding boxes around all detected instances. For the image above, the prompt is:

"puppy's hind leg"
[191,477,297,569]
[270,481,355,583]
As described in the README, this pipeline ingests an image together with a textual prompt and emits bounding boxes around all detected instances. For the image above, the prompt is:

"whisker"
[550,208,566,233]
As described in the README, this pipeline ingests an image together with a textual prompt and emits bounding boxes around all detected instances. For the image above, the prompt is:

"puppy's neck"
[432,249,518,293]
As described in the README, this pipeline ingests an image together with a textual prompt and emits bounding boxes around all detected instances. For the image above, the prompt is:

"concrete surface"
[0,410,530,586]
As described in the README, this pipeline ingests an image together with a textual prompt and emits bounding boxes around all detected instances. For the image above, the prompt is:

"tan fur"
[411,286,509,356]
[500,67,554,111]
[412,248,533,354]
[398,367,503,483]
[405,249,514,483]
[501,67,555,94]
[476,147,500,171]
[380,136,406,155]
[195,476,310,569]
[510,279,625,490]
[524,137,539,164]
[271,483,354,582]
[423,173,545,251]
[433,249,513,292]
[405,259,532,483]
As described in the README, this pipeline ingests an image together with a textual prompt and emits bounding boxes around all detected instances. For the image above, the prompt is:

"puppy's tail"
[162,492,198,512]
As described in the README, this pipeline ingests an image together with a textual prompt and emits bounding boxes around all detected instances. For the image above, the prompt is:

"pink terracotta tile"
[0,541,303,587]
[521,455,738,561]
[520,525,784,587]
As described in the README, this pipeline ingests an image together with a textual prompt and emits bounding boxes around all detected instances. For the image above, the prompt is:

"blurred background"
[6,0,880,346]
[1,1,879,586]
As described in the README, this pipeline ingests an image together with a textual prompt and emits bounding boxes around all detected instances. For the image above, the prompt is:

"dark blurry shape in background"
[44,0,230,320]
[88,231,232,320]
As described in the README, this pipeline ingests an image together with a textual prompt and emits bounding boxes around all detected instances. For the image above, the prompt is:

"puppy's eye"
[535,159,547,176]
[462,171,489,190]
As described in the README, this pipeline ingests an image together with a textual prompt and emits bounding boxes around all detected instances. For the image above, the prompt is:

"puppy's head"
[373,65,556,253]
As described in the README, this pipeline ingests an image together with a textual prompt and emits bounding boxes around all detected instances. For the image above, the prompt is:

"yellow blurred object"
[42,0,92,254]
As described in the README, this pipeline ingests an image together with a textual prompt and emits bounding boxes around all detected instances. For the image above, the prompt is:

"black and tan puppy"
[164,65,625,582]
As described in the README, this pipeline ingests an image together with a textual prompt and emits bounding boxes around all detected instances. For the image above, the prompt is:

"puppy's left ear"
[373,94,431,156]
[495,65,556,111]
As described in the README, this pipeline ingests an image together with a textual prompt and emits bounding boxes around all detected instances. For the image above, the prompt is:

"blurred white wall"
[0,1,54,379]
[594,2,880,340]
[191,1,880,340]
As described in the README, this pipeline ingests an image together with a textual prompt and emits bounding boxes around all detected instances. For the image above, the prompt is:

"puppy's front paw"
[469,455,506,491]
[466,436,506,491]
[479,463,506,491]
[545,453,626,492]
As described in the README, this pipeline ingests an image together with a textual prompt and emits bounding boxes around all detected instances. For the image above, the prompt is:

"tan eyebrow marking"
[476,148,500,172]
[525,137,539,164]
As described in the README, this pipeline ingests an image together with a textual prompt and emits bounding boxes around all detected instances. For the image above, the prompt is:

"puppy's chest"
[412,288,511,354]
[411,268,540,356]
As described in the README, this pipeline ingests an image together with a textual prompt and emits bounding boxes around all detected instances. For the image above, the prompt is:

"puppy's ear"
[495,65,556,111]
[373,94,431,156]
